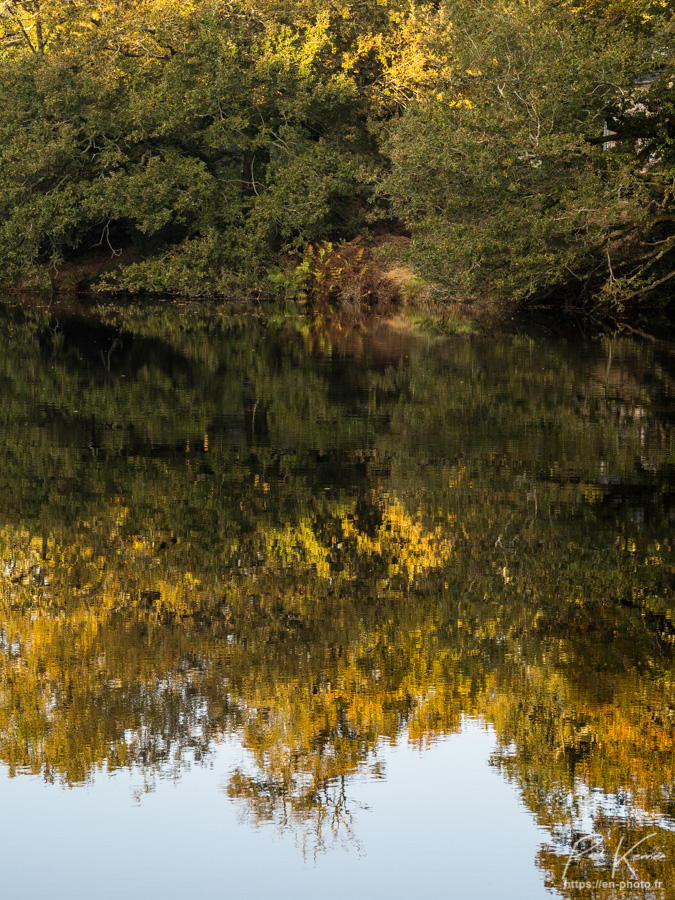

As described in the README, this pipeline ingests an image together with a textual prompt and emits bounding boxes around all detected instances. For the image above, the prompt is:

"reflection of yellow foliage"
[0,492,452,619]
[264,521,332,578]
[344,496,453,582]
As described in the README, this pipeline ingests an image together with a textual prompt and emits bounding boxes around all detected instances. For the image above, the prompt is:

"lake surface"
[0,301,673,899]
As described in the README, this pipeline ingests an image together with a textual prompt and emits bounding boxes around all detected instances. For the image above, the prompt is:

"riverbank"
[6,231,674,342]
[3,284,674,352]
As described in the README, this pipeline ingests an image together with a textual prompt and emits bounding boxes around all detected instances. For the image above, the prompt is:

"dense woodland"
[1,0,674,308]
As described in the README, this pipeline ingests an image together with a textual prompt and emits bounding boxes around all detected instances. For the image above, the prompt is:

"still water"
[0,301,673,899]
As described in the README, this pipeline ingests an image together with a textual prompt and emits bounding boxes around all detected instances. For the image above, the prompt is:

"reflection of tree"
[228,769,365,857]
[0,303,672,865]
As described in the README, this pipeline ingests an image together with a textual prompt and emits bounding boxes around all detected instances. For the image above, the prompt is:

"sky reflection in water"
[0,721,552,899]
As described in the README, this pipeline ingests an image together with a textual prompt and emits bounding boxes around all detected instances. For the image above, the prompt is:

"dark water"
[0,301,673,899]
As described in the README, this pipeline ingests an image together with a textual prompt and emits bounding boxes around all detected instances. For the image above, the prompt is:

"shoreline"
[0,287,673,346]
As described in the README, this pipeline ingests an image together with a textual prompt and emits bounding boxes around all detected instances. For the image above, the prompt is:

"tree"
[386,0,675,307]
[0,0,432,294]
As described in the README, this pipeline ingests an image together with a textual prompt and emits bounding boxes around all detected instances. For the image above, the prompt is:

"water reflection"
[0,301,673,895]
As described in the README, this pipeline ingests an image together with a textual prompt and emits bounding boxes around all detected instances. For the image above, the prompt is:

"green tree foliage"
[0,0,429,293]
[386,0,675,306]
[2,0,674,305]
